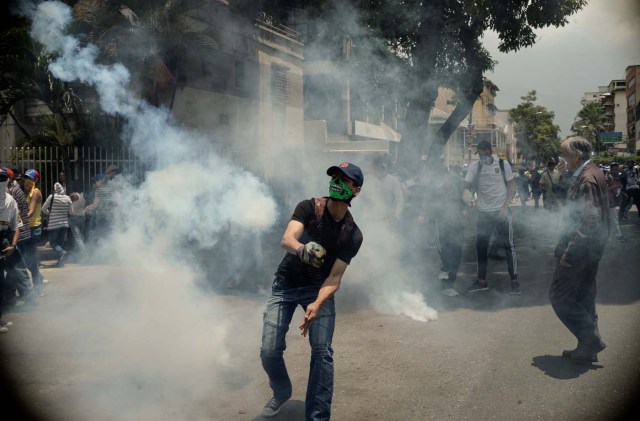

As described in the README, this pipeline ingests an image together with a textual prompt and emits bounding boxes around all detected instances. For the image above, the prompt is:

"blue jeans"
[260,278,335,421]
[48,228,67,257]
[24,227,43,285]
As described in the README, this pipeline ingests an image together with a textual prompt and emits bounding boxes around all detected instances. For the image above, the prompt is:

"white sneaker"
[42,279,49,284]
[0,326,8,334]
[442,288,460,297]
[438,271,449,280]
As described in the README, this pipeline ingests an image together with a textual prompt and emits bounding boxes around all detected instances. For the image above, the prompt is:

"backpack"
[546,170,568,201]
[312,197,354,247]
[471,158,508,194]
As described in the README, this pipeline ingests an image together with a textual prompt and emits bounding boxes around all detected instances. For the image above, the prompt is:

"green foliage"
[2,0,589,154]
[509,90,561,163]
[0,25,83,146]
[1,0,219,147]
[593,156,640,166]
[570,102,607,153]
[237,0,586,168]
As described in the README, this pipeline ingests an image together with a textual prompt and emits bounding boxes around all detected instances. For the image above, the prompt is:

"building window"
[271,64,290,105]
[235,60,245,90]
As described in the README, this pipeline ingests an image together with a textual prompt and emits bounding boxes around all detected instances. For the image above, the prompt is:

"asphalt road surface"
[1,206,640,421]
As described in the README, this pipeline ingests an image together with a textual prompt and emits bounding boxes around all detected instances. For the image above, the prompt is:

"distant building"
[581,87,608,106]
[625,65,640,153]
[431,85,508,167]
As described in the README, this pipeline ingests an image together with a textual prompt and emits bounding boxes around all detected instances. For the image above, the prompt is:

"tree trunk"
[398,0,446,171]
[426,66,484,166]
[425,18,485,167]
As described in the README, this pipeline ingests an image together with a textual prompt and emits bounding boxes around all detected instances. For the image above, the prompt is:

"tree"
[0,25,83,147]
[509,90,561,163]
[571,102,606,155]
[232,0,587,170]
[0,0,220,148]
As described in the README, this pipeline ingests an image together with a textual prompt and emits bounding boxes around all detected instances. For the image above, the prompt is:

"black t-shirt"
[275,198,363,287]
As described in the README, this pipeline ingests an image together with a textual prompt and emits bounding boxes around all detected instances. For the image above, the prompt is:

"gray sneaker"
[57,251,68,267]
[466,280,489,293]
[510,281,521,295]
[262,397,287,418]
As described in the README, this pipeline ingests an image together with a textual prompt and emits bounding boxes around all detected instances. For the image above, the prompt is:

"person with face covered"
[260,162,364,420]
[41,183,72,267]
[3,169,35,306]
[550,136,609,363]
[0,168,22,331]
[464,140,520,295]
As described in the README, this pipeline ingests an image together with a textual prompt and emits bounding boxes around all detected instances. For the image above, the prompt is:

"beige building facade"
[625,65,640,153]
[432,86,510,167]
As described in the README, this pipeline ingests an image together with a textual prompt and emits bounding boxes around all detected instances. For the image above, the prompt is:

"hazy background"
[483,0,640,136]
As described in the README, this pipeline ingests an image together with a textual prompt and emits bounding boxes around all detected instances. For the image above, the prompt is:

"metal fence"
[0,146,259,199]
[0,146,155,199]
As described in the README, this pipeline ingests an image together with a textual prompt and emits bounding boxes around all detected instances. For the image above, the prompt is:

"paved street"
[1,205,640,421]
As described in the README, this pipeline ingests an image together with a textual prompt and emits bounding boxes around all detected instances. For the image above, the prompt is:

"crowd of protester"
[1,155,638,332]
[0,165,119,333]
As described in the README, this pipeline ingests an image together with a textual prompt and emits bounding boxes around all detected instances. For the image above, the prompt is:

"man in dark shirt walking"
[550,136,609,363]
[260,163,364,420]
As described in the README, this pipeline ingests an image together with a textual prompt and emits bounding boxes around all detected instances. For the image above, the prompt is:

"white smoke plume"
[11,1,441,418]
[28,0,277,250]
[14,1,277,419]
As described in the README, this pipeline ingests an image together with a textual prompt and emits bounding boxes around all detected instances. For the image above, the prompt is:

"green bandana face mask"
[329,178,355,201]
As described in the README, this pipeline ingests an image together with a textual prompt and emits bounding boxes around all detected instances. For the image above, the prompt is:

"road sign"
[598,132,622,144]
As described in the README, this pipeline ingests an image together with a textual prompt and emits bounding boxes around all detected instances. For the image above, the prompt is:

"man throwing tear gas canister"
[260,162,364,420]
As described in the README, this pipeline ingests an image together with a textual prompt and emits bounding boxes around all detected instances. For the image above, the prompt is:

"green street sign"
[598,132,622,144]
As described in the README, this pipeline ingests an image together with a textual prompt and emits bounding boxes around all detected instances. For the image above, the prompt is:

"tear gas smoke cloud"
[15,1,441,418]
[287,3,438,322]
[15,1,277,419]
[28,0,277,246]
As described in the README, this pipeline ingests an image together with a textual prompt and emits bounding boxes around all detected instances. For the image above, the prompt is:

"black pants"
[476,210,518,281]
[434,219,463,282]
[532,188,542,208]
[549,258,601,346]
[619,188,640,219]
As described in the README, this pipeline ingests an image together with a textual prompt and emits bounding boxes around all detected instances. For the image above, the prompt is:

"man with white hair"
[550,136,609,363]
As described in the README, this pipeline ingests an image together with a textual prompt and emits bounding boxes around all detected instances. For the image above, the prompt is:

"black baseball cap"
[326,162,364,187]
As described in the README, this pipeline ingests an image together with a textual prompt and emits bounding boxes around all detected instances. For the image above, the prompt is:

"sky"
[482,0,640,137]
